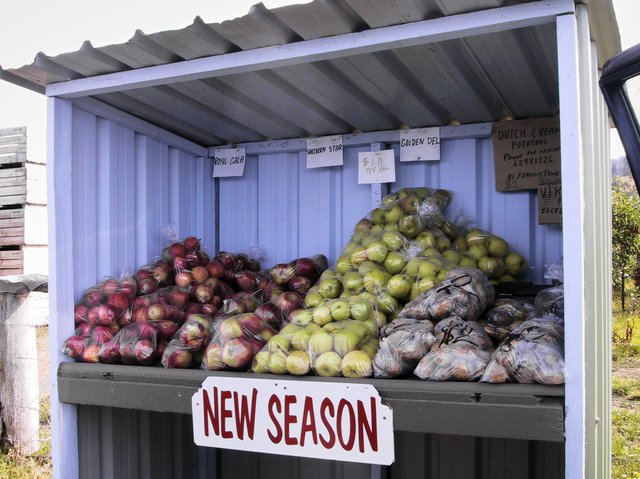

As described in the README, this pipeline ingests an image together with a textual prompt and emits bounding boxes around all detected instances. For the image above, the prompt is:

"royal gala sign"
[192,377,395,465]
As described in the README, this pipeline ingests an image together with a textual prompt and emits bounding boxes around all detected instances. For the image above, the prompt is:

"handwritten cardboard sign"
[358,149,396,184]
[493,118,561,191]
[399,127,440,162]
[213,148,246,178]
[192,377,395,465]
[306,135,344,168]
[538,183,562,224]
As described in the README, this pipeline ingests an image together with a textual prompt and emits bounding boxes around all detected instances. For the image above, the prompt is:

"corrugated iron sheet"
[0,0,619,147]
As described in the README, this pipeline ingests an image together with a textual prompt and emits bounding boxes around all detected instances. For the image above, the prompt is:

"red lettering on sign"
[202,387,219,437]
[357,397,378,452]
[337,399,356,451]
[319,398,336,449]
[267,394,282,443]
[233,389,258,440]
[300,396,318,447]
[284,395,298,446]
[220,390,233,439]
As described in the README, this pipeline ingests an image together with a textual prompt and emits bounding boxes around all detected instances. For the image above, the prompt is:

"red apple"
[135,269,152,282]
[175,271,194,288]
[169,289,190,310]
[90,325,114,345]
[98,341,121,364]
[271,263,295,285]
[235,270,261,293]
[183,236,200,252]
[186,303,204,315]
[216,252,237,271]
[255,303,281,330]
[207,261,225,279]
[193,284,214,304]
[273,292,304,317]
[97,304,118,325]
[166,242,186,260]
[147,303,167,322]
[83,290,104,307]
[154,320,178,341]
[179,321,208,349]
[247,259,261,272]
[75,304,89,324]
[289,276,312,296]
[293,258,320,280]
[203,342,225,370]
[192,266,209,283]
[312,254,329,274]
[152,261,172,285]
[107,292,130,313]
[201,303,219,317]
[138,278,158,296]
[222,337,254,369]
[136,321,157,341]
[196,251,209,267]
[133,307,149,323]
[118,308,134,326]
[75,322,92,336]
[218,318,243,341]
[87,306,100,324]
[237,313,266,334]
[63,335,87,359]
[134,339,157,364]
[82,344,101,363]
[162,347,193,368]
[100,279,120,295]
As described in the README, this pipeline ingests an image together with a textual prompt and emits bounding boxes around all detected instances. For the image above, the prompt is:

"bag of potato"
[477,298,535,344]
[481,316,565,384]
[534,285,564,319]
[414,316,493,381]
[373,317,436,378]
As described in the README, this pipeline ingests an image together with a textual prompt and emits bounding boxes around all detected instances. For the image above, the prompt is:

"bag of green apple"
[301,296,388,336]
[373,317,436,378]
[476,298,535,345]
[308,320,378,378]
[251,323,321,376]
[481,316,565,384]
[201,312,277,371]
[400,268,495,323]
[161,313,214,368]
[414,316,494,381]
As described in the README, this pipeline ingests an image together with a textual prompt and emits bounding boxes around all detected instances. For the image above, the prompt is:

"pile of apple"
[202,313,277,371]
[161,314,214,368]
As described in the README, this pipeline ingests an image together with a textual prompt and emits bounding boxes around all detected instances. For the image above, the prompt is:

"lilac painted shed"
[0,1,619,478]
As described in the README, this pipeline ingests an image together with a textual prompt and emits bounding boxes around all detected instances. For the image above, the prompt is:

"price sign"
[538,183,562,224]
[358,149,396,184]
[306,135,344,169]
[399,127,440,162]
[213,148,246,178]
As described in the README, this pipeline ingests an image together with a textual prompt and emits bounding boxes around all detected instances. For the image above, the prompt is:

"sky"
[0,0,638,163]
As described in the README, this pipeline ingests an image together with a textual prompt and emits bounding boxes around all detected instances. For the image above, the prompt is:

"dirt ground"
[36,327,49,398]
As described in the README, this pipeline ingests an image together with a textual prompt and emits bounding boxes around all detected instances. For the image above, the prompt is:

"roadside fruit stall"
[0,1,618,478]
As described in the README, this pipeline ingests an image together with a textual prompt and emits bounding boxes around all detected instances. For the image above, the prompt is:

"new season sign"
[192,377,395,464]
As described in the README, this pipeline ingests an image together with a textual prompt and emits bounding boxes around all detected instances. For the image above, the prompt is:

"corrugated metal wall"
[76,406,563,479]
[219,138,562,283]
[70,106,215,293]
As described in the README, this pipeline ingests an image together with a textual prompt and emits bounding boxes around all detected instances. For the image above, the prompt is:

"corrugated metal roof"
[0,0,620,147]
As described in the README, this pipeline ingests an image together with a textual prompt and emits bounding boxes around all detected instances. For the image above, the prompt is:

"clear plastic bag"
[98,321,176,365]
[308,320,378,378]
[534,284,564,319]
[264,254,329,299]
[74,276,138,327]
[161,314,214,368]
[401,268,495,322]
[202,313,277,371]
[304,294,387,337]
[477,298,535,344]
[252,323,322,375]
[481,316,565,384]
[62,324,117,363]
[373,317,436,378]
[135,258,174,294]
[414,316,494,381]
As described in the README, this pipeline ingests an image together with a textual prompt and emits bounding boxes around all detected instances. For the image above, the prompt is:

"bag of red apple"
[131,286,191,325]
[135,258,174,295]
[62,323,118,363]
[98,320,178,365]
[373,317,436,378]
[74,275,138,328]
[251,323,320,375]
[477,298,535,345]
[401,268,495,323]
[161,313,214,368]
[481,316,565,384]
[201,312,277,371]
[255,291,306,331]
[308,320,378,379]
[414,316,494,381]
[263,254,329,300]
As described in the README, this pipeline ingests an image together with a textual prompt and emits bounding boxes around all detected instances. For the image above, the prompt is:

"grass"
[0,396,52,479]
[613,410,640,479]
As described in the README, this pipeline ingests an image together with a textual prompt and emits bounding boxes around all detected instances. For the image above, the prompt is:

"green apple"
[418,260,440,279]
[383,223,399,232]
[362,319,379,336]
[350,231,366,244]
[458,256,478,268]
[384,251,407,275]
[291,329,312,351]
[333,330,361,356]
[312,304,333,326]
[370,208,386,225]
[487,236,509,258]
[366,241,388,263]
[314,351,342,377]
[435,235,452,252]
[290,309,314,325]
[400,196,418,214]
[305,323,321,334]
[384,205,404,224]
[335,255,352,275]
[350,300,373,321]
[453,237,468,252]
[344,322,369,340]
[286,350,310,375]
[478,256,506,279]
[376,291,399,315]
[498,273,516,282]
[363,269,388,293]
[318,278,343,299]
[398,215,420,238]
[304,292,324,308]
[370,225,384,235]
[505,252,527,275]
[382,231,405,251]
[341,350,373,378]
[442,250,462,264]
[358,291,376,302]
[414,187,430,199]
[268,335,291,354]
[404,258,424,276]
[386,274,412,299]
[371,310,387,328]
[467,244,489,260]
[358,261,380,275]
[361,339,379,359]
[409,282,421,300]
[320,269,338,281]
[361,235,378,248]
[416,277,437,294]
[342,271,364,291]
[423,247,440,257]
[415,231,437,249]
[465,229,487,246]
[268,350,288,374]
[355,218,373,233]
[349,246,368,266]
[309,331,333,355]
[382,193,398,205]
[252,351,270,373]
[330,300,351,321]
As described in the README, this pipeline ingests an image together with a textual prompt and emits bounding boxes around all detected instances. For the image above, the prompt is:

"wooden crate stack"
[0,127,47,276]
